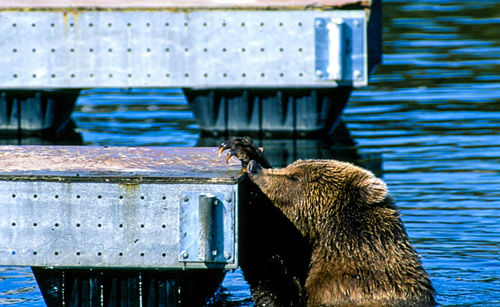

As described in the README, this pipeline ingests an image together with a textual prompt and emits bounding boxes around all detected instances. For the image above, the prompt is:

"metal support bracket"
[314,16,366,83]
[179,191,235,264]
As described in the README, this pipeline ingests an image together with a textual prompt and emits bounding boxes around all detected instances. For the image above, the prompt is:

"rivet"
[212,250,218,257]
[224,195,232,203]
[354,70,362,79]
[224,251,232,260]
[354,20,361,27]
[315,19,323,28]
[182,195,189,202]
[181,250,189,259]
[315,70,324,78]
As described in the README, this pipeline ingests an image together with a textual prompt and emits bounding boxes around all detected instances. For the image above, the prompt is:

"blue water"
[1,0,500,305]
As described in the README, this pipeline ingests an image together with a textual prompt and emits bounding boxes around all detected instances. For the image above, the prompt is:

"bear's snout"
[247,160,262,176]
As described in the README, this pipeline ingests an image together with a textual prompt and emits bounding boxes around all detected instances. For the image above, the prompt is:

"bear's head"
[247,159,395,241]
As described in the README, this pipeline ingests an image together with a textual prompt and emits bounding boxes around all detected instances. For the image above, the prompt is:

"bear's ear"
[358,175,388,204]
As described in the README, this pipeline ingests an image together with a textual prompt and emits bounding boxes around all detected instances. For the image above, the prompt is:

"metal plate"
[314,16,366,82]
[179,191,235,264]
[0,10,367,89]
[0,181,238,269]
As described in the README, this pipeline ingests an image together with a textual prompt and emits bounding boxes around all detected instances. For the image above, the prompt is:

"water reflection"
[74,88,199,146]
[0,122,82,145]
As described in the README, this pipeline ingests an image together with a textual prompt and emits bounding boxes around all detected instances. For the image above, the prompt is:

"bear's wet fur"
[222,137,435,306]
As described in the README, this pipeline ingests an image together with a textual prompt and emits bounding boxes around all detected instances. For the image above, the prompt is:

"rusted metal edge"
[0,174,245,184]
[0,6,368,13]
[0,146,244,183]
[0,0,371,11]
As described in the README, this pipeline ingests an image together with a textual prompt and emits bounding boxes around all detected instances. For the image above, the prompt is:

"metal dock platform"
[0,0,381,136]
[0,146,243,306]
[0,0,378,89]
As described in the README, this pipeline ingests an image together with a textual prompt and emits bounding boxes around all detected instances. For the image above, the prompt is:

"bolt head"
[182,195,189,202]
[224,251,232,260]
[315,19,323,28]
[353,70,362,79]
[181,250,189,259]
[224,195,232,203]
[212,250,218,257]
[315,70,324,78]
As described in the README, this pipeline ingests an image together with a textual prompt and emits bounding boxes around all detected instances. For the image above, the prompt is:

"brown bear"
[219,136,435,306]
